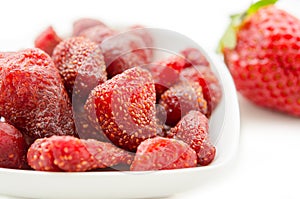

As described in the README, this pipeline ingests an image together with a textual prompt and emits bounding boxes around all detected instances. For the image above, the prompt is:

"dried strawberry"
[180,48,210,68]
[82,139,134,168]
[129,25,154,59]
[79,25,116,45]
[73,18,107,36]
[159,81,208,127]
[27,136,96,172]
[129,25,153,47]
[34,26,62,56]
[85,67,157,151]
[27,136,134,172]
[144,55,186,101]
[0,48,76,141]
[27,137,61,171]
[130,137,197,171]
[101,32,152,78]
[74,106,109,141]
[169,110,216,166]
[220,1,300,116]
[0,121,27,169]
[52,37,107,102]
[180,66,222,116]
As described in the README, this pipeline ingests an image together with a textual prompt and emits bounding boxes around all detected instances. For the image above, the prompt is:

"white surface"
[0,0,300,199]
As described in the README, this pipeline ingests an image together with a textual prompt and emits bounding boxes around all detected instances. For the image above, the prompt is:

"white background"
[1,0,300,198]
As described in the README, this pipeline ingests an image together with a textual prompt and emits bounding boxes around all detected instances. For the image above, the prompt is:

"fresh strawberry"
[220,0,300,116]
[84,67,157,151]
[130,137,197,171]
[159,81,208,127]
[0,121,28,169]
[180,66,222,117]
[52,37,107,102]
[34,26,62,56]
[0,48,76,141]
[72,18,107,36]
[169,110,216,166]
[180,47,210,68]
[27,136,134,172]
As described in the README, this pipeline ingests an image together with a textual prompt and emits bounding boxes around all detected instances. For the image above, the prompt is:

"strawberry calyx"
[218,0,278,53]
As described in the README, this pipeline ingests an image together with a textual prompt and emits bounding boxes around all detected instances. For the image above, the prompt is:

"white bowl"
[0,28,240,199]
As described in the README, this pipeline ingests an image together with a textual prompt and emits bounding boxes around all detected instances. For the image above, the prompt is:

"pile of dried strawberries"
[0,18,221,172]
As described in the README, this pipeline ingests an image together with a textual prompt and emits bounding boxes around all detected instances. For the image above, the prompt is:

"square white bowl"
[0,28,240,199]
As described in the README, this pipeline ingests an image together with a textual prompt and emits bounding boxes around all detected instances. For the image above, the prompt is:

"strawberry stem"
[247,0,278,15]
[217,0,278,53]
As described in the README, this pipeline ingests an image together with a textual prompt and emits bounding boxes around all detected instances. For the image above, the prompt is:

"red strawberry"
[27,136,134,172]
[180,66,222,116]
[129,25,154,62]
[27,138,61,171]
[129,25,153,47]
[82,139,134,168]
[84,67,157,151]
[144,55,186,101]
[72,18,107,36]
[52,37,107,102]
[27,136,96,172]
[101,32,152,78]
[180,47,210,68]
[169,110,216,166]
[220,0,300,116]
[130,137,197,171]
[0,121,28,169]
[159,81,208,127]
[0,48,76,141]
[79,25,116,45]
[73,106,109,141]
[34,26,62,56]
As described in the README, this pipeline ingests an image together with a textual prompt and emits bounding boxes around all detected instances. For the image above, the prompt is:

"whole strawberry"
[220,0,300,116]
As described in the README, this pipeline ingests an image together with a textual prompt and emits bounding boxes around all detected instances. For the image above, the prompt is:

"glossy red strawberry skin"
[130,137,197,171]
[84,67,157,152]
[223,6,300,116]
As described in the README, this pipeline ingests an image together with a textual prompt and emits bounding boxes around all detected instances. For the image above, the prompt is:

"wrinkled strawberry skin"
[85,67,157,152]
[130,137,197,171]
[0,48,76,141]
[169,110,216,166]
[159,81,208,127]
[52,37,107,102]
